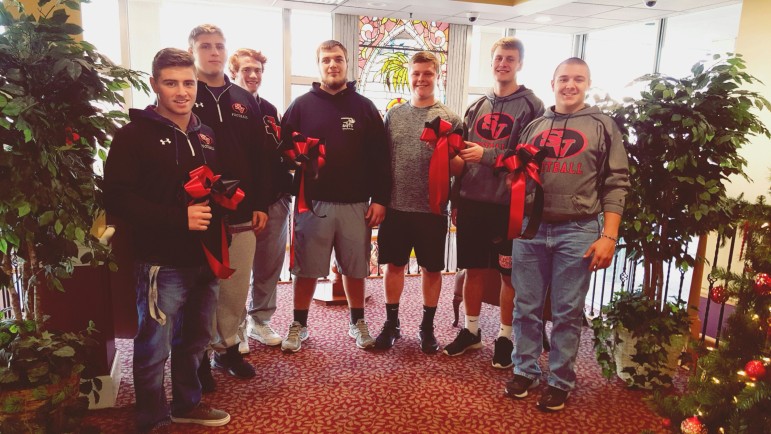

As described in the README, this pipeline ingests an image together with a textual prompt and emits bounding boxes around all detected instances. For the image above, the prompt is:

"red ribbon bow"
[420,116,465,215]
[184,165,245,279]
[494,144,547,240]
[280,132,326,214]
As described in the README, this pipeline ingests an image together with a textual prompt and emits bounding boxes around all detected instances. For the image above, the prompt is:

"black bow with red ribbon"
[184,165,245,279]
[420,116,465,215]
[280,132,326,214]
[494,144,548,240]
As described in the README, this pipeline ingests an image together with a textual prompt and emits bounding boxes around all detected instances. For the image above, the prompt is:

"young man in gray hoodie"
[445,37,544,369]
[504,57,629,412]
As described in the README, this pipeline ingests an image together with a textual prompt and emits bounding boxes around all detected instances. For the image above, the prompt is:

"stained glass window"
[358,17,450,114]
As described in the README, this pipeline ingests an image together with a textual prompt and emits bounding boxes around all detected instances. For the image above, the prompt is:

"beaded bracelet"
[600,233,618,244]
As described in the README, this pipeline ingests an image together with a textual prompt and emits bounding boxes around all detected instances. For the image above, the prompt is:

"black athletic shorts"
[377,208,448,272]
[456,198,513,276]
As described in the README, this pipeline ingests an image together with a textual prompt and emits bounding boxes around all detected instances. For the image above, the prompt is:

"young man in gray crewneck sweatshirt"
[374,51,462,354]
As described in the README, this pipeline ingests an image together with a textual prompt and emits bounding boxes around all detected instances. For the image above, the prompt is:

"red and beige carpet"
[84,275,672,433]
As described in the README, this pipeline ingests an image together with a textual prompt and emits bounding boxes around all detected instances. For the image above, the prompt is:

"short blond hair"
[188,24,225,48]
[410,51,440,74]
[490,37,524,60]
[228,48,268,79]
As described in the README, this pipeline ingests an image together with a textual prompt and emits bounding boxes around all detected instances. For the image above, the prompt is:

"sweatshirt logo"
[532,128,587,159]
[159,138,171,146]
[476,113,514,141]
[194,102,203,108]
[232,103,247,114]
[341,117,355,131]
[198,133,214,150]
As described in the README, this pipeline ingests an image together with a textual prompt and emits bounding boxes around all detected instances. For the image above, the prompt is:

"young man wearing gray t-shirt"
[374,51,463,353]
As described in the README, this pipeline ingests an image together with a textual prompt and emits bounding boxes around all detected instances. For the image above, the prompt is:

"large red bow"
[184,165,245,279]
[280,132,326,214]
[420,116,465,215]
[494,144,547,240]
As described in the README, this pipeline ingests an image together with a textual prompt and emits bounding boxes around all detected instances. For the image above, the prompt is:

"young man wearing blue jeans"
[505,57,630,412]
[104,48,230,432]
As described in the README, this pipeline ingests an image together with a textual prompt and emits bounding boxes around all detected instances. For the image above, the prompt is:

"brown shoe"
[171,403,230,427]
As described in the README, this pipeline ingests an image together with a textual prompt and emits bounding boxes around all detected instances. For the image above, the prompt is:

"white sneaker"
[348,319,375,349]
[281,321,309,353]
[247,319,282,346]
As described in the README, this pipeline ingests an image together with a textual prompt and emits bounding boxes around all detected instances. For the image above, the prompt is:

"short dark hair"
[410,51,440,74]
[553,57,591,80]
[152,48,195,79]
[316,40,348,62]
[490,37,525,61]
[188,24,225,48]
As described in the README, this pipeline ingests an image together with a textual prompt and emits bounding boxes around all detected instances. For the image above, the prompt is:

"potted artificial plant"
[0,0,145,432]
[591,54,770,388]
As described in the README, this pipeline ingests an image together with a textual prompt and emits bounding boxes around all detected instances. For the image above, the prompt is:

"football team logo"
[475,113,515,141]
[232,103,247,114]
[198,133,213,146]
[532,128,588,159]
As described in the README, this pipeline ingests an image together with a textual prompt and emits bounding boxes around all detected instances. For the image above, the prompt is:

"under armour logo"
[160,138,171,145]
[194,102,204,108]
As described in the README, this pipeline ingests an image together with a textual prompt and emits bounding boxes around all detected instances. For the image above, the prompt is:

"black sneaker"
[212,345,256,379]
[504,374,540,399]
[418,324,439,354]
[442,328,482,356]
[536,386,570,412]
[374,320,401,350]
[197,351,215,394]
[492,336,514,369]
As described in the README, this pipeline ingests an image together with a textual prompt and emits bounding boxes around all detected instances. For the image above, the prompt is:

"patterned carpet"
[84,274,672,433]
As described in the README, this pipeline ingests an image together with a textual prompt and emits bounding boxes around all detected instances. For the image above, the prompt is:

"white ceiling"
[259,0,742,33]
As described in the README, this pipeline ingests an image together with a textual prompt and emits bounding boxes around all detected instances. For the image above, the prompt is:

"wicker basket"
[613,326,686,389]
[0,374,82,433]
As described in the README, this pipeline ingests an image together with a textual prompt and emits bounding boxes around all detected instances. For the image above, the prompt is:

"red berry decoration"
[661,417,671,428]
[754,272,770,296]
[680,416,706,434]
[744,360,767,381]
[709,285,728,304]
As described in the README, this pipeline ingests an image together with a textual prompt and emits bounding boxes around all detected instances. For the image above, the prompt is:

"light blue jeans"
[249,194,291,323]
[133,262,218,432]
[511,216,600,391]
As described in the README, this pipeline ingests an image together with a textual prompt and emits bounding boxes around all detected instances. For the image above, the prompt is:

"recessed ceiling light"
[534,16,552,23]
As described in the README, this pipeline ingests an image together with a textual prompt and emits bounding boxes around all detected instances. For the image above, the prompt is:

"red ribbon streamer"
[494,144,547,240]
[420,117,464,215]
[280,132,326,214]
[184,165,245,279]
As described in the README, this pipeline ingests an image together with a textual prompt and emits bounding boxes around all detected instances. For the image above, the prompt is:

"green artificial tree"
[652,191,771,434]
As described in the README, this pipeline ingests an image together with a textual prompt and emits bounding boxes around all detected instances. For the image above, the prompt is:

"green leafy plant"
[601,54,770,305]
[590,290,690,388]
[0,0,146,431]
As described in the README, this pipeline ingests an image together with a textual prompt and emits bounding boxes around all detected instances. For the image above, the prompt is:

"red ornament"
[709,285,729,304]
[661,417,671,428]
[754,273,770,296]
[744,360,767,380]
[680,416,706,434]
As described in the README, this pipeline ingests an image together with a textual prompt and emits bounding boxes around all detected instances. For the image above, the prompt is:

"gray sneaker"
[171,403,230,427]
[348,318,375,349]
[248,318,282,346]
[281,321,309,353]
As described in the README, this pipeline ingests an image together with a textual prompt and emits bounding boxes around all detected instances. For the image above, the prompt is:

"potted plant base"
[613,326,687,389]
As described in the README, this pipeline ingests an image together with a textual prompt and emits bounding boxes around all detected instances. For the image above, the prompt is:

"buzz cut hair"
[228,48,268,79]
[152,48,195,79]
[490,37,525,61]
[553,57,591,80]
[409,51,440,74]
[188,24,225,48]
[316,40,348,62]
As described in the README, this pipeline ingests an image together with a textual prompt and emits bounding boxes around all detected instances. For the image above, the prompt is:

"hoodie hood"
[543,104,601,119]
[310,81,358,100]
[129,106,203,133]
